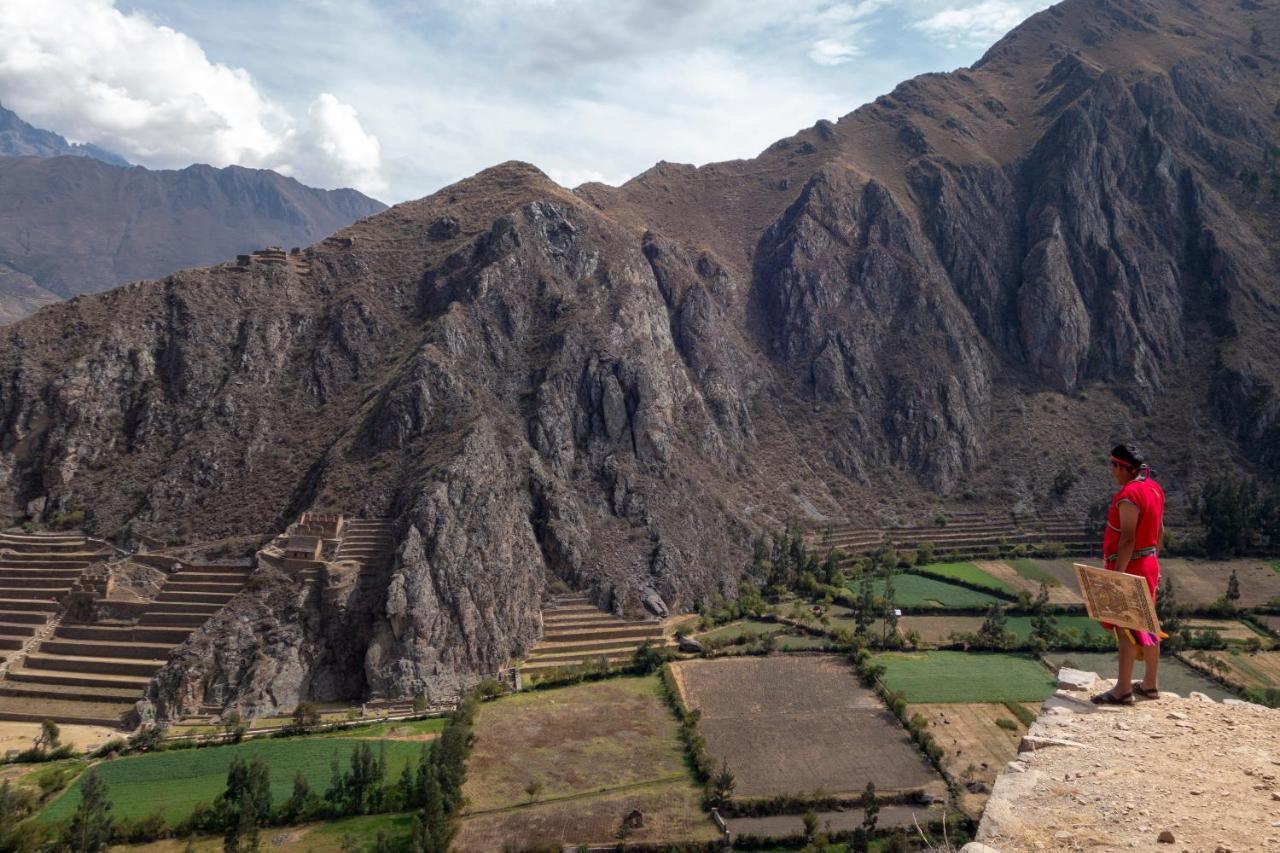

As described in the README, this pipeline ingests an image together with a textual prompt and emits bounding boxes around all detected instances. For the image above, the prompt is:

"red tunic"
[1101,470,1165,644]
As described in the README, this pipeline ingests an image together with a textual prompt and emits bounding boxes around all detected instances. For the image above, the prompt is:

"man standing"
[1092,443,1166,705]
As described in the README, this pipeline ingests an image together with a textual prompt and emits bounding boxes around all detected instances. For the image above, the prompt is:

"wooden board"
[1074,563,1160,634]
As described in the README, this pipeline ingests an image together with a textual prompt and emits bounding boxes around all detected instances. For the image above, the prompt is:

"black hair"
[1110,443,1146,469]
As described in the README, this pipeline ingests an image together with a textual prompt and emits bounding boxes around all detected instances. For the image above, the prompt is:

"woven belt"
[1105,546,1158,562]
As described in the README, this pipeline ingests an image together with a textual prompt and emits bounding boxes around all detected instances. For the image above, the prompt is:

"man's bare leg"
[1139,641,1159,692]
[1115,632,1137,697]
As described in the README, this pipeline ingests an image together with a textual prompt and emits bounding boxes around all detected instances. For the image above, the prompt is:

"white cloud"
[809,38,861,65]
[0,0,386,196]
[911,1,1050,49]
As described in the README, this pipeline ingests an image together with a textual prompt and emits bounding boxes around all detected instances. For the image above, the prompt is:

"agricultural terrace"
[39,733,436,824]
[1034,557,1280,607]
[912,562,1016,595]
[871,652,1056,704]
[1042,652,1233,700]
[897,615,1112,646]
[1184,650,1280,696]
[454,676,715,850]
[668,655,945,800]
[972,560,1081,605]
[909,703,1035,815]
[854,574,1005,609]
[1181,619,1272,644]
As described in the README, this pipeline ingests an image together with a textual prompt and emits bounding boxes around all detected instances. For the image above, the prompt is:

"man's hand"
[1114,500,1139,574]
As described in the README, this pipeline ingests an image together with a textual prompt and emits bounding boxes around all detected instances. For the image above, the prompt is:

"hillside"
[0,106,386,324]
[0,0,1277,713]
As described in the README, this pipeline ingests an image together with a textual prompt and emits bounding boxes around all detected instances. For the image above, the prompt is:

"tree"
[1028,583,1058,650]
[856,565,875,637]
[523,778,544,804]
[219,756,271,851]
[1226,569,1241,605]
[1155,576,1183,639]
[977,605,1011,649]
[1199,476,1260,556]
[631,639,670,674]
[851,781,879,852]
[63,771,113,852]
[708,758,736,808]
[802,809,819,841]
[881,560,898,645]
[35,719,60,752]
[280,770,320,823]
[291,701,321,733]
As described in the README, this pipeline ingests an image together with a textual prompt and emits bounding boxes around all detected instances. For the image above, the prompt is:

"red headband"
[1109,456,1136,470]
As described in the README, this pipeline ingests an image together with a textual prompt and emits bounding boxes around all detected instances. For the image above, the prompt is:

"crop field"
[668,655,945,800]
[696,619,785,643]
[39,737,428,824]
[1182,619,1270,643]
[1042,652,1233,700]
[973,561,1081,605]
[453,780,716,852]
[1256,614,1280,635]
[871,652,1056,703]
[914,562,1016,595]
[1156,559,1280,607]
[457,675,712,848]
[1187,651,1280,692]
[910,703,1033,814]
[855,573,1005,608]
[898,615,1111,646]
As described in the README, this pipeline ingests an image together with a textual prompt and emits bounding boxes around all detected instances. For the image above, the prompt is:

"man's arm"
[1114,500,1139,574]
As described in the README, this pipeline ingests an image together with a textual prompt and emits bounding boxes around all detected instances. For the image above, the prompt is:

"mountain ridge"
[0,0,1276,716]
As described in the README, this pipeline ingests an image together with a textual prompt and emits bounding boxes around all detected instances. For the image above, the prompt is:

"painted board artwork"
[1074,563,1162,635]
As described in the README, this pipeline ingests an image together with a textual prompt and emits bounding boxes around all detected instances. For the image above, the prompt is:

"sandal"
[1090,689,1135,705]
[1132,683,1160,700]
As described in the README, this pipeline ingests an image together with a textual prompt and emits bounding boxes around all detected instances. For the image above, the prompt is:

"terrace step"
[139,611,209,627]
[162,580,244,594]
[24,653,166,678]
[0,610,51,625]
[526,646,650,663]
[6,666,152,690]
[542,616,635,630]
[0,680,143,702]
[40,639,174,660]
[0,586,70,600]
[541,625,665,643]
[0,558,98,569]
[520,656,633,672]
[155,590,238,605]
[0,598,59,612]
[0,635,25,650]
[141,601,222,614]
[0,695,130,728]
[56,624,193,644]
[169,572,249,585]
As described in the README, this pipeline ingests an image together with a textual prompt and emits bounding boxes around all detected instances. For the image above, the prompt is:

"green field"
[865,573,1006,608]
[1042,652,1233,700]
[39,737,429,824]
[1009,559,1061,587]
[1005,615,1111,643]
[697,619,785,643]
[871,651,1056,703]
[914,562,1017,595]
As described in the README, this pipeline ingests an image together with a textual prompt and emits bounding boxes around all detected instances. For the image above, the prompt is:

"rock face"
[0,105,385,324]
[2,0,1279,714]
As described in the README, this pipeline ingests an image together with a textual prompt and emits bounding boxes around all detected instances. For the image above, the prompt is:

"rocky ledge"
[971,670,1280,853]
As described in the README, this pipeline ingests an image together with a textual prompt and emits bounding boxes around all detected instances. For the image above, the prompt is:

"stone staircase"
[519,595,668,674]
[333,519,395,571]
[0,556,250,728]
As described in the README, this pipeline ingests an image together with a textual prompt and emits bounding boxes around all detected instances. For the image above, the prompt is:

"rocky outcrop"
[6,0,1280,713]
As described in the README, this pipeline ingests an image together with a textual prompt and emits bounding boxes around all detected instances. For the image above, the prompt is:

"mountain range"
[0,0,1276,714]
[0,103,385,324]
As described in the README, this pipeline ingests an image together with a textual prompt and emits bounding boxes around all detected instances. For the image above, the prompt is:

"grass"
[860,573,1005,608]
[914,562,1017,595]
[1004,615,1112,643]
[697,619,785,643]
[1043,651,1234,700]
[1009,558,1061,587]
[871,651,1056,703]
[1002,701,1037,727]
[38,737,429,824]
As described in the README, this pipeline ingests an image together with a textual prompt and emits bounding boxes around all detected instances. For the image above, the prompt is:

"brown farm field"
[457,675,714,849]
[911,703,1034,815]
[668,655,945,800]
[974,561,1081,605]
[1035,558,1280,607]
[1186,651,1280,692]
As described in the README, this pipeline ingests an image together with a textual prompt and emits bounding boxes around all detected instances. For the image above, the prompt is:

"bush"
[995,718,1018,731]
[52,509,86,530]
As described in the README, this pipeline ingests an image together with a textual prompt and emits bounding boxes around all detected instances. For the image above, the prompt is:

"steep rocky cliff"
[2,0,1278,715]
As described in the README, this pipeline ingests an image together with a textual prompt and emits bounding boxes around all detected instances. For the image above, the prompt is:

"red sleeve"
[1117,481,1143,510]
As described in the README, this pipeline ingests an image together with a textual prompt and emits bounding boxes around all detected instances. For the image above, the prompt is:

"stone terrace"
[812,510,1097,563]
[0,533,250,728]
[520,594,669,675]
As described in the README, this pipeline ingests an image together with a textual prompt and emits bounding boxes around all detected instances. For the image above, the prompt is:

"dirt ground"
[1035,558,1280,608]
[453,779,718,851]
[978,676,1280,852]
[669,655,945,800]
[911,703,1036,816]
[0,721,118,755]
[724,803,945,839]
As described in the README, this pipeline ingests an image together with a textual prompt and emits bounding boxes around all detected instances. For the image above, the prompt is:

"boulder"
[1057,667,1099,691]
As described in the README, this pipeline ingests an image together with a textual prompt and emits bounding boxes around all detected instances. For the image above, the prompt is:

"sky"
[0,0,1054,203]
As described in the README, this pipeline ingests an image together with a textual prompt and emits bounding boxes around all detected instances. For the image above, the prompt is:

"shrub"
[995,718,1018,731]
